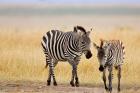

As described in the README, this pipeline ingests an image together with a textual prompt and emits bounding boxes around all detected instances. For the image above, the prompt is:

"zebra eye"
[82,41,85,44]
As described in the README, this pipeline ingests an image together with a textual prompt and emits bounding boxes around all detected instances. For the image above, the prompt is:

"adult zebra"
[41,26,92,87]
[93,39,125,93]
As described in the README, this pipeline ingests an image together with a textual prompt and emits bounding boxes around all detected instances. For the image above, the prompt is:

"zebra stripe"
[106,40,125,66]
[41,26,92,86]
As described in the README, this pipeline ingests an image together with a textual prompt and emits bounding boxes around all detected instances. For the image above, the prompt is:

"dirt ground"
[0,81,140,93]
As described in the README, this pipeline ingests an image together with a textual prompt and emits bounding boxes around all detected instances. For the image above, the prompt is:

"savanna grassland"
[0,7,140,92]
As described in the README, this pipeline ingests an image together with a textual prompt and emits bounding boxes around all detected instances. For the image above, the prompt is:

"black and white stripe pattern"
[41,26,92,87]
[93,39,125,93]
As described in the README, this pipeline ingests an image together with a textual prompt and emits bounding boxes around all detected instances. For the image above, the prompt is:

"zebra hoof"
[105,87,108,91]
[108,87,112,93]
[118,88,121,92]
[75,83,79,87]
[70,81,75,87]
[53,82,57,86]
[75,81,79,87]
[47,80,51,86]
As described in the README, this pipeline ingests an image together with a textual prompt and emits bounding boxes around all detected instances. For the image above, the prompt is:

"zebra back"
[105,40,125,66]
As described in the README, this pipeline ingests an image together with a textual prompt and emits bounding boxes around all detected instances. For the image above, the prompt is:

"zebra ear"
[74,26,77,32]
[100,39,104,48]
[93,42,99,50]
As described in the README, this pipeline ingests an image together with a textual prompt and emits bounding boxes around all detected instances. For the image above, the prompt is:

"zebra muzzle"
[99,65,104,72]
[85,51,92,59]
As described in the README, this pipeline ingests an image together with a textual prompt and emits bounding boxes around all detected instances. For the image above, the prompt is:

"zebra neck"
[65,34,82,57]
[106,49,115,65]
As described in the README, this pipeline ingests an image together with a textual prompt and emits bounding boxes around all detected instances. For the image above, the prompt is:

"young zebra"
[93,39,125,93]
[41,26,92,87]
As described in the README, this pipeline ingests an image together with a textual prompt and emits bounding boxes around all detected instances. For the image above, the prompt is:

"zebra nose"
[85,51,92,59]
[99,65,104,72]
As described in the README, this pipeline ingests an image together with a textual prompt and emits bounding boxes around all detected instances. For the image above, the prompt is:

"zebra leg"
[44,51,52,85]
[117,65,121,92]
[50,61,57,86]
[75,65,79,87]
[45,56,51,86]
[103,69,108,91]
[53,61,58,86]
[47,67,51,86]
[108,67,113,93]
[70,65,75,87]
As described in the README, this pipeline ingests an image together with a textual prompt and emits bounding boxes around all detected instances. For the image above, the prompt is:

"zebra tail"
[45,63,48,68]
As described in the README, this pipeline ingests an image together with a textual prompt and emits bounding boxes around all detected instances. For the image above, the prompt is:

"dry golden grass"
[0,26,140,88]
